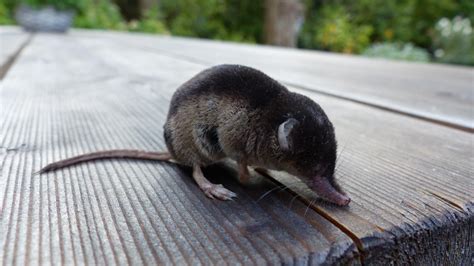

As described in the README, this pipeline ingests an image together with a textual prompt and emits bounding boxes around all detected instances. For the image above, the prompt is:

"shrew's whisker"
[304,199,316,217]
[288,194,300,209]
[256,181,305,202]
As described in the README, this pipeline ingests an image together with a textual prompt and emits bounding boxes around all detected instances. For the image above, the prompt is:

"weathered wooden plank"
[72,32,474,264]
[0,26,30,79]
[265,86,473,264]
[0,34,356,265]
[73,29,474,131]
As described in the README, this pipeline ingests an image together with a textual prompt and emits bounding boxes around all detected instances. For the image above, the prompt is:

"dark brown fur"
[39,64,349,205]
[165,65,337,180]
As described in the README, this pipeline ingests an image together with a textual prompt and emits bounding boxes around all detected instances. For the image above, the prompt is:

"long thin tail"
[37,150,172,174]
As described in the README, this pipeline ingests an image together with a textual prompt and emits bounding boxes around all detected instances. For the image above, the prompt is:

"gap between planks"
[282,81,474,133]
[0,34,34,80]
[254,168,367,263]
[129,44,474,134]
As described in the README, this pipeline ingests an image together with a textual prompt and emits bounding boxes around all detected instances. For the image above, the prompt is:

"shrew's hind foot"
[202,184,237,200]
[192,165,237,200]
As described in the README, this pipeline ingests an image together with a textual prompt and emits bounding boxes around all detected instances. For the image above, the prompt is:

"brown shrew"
[38,64,350,206]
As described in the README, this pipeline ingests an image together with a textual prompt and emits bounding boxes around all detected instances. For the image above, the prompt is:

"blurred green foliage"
[304,4,373,53]
[127,7,168,34]
[433,17,474,65]
[74,0,126,30]
[299,0,473,64]
[160,0,262,42]
[0,1,14,24]
[299,0,468,51]
[0,0,472,65]
[363,43,430,62]
[160,0,227,39]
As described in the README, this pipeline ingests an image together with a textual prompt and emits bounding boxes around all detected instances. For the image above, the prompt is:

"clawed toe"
[203,184,237,200]
[192,166,237,201]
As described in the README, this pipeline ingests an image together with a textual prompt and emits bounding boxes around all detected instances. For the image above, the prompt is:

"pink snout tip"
[312,177,351,206]
[335,194,351,206]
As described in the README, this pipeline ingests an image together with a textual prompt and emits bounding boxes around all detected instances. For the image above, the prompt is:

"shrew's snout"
[311,177,351,206]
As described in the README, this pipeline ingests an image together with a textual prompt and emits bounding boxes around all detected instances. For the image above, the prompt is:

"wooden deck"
[1,27,473,265]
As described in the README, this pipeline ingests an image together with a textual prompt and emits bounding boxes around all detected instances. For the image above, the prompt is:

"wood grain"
[264,86,473,264]
[71,31,474,264]
[1,33,357,265]
[73,29,474,131]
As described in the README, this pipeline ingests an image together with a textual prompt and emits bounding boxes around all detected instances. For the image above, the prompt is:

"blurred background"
[1,0,473,66]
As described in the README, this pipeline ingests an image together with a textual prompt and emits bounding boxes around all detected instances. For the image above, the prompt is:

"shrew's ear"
[278,118,299,151]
